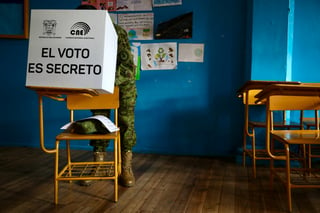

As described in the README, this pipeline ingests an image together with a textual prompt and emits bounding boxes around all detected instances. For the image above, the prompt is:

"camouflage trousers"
[90,81,137,152]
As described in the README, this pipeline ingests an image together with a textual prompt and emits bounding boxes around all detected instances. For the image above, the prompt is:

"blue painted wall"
[250,0,320,83]
[292,0,320,82]
[0,0,246,156]
[250,0,289,81]
[246,0,320,157]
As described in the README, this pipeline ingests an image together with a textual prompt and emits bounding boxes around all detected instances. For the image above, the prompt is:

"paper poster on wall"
[81,0,117,11]
[131,42,141,80]
[118,13,153,40]
[81,0,99,9]
[108,13,117,23]
[141,42,177,70]
[100,0,117,11]
[178,43,204,62]
[153,0,182,7]
[117,0,152,11]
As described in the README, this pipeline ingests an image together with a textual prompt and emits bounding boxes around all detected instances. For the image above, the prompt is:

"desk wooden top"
[236,80,300,97]
[255,83,320,104]
[272,129,320,145]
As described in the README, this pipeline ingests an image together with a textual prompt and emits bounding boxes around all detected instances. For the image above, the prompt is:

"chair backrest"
[268,95,320,111]
[243,89,263,105]
[244,89,297,123]
[66,86,119,123]
[67,86,119,110]
[268,95,320,130]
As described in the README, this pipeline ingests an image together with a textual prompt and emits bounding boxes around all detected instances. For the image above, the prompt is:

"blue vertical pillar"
[286,0,295,122]
[286,0,295,81]
[251,0,289,81]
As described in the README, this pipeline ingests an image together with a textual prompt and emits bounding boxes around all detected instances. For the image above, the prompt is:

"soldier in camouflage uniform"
[77,4,137,187]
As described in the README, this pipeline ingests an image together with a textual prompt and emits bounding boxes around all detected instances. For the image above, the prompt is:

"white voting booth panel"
[26,10,118,94]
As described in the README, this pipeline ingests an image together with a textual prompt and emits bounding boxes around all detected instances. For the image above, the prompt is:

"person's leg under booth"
[78,110,110,186]
[118,82,137,187]
[81,83,137,187]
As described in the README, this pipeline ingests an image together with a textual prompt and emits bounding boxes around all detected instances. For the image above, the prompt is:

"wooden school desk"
[255,83,320,212]
[237,80,301,178]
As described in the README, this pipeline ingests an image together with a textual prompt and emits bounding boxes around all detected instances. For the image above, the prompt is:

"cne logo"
[70,22,90,36]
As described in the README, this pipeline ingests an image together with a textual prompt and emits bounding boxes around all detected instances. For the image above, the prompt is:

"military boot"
[94,151,106,162]
[79,152,106,186]
[119,151,135,187]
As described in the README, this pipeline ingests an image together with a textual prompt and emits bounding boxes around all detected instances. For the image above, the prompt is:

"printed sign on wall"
[117,13,154,40]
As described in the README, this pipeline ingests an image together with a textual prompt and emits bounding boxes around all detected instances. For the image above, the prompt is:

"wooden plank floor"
[1,147,320,213]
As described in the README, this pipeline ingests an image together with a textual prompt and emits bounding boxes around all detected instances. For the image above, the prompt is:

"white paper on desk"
[61,115,119,133]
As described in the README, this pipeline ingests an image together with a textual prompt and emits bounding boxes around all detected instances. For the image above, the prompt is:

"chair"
[302,111,320,169]
[238,81,302,178]
[54,86,121,204]
[256,83,320,212]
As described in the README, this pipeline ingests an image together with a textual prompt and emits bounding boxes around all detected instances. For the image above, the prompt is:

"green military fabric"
[67,119,109,134]
[114,25,137,86]
[118,80,137,152]
[90,24,137,153]
[88,110,111,152]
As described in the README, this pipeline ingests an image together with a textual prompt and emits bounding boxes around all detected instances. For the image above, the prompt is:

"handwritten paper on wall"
[178,43,204,62]
[118,13,154,40]
[117,0,152,11]
[81,0,152,11]
[153,0,182,7]
[81,0,117,11]
[141,43,177,70]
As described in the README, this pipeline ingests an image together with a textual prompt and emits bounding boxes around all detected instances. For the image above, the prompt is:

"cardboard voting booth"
[26,10,118,94]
